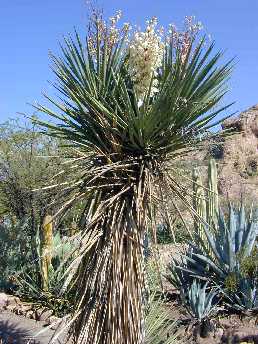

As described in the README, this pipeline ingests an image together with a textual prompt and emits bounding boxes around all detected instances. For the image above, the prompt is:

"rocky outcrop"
[213,104,258,203]
[222,104,258,137]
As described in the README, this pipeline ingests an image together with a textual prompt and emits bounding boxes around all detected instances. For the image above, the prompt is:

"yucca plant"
[34,10,233,344]
[145,295,179,344]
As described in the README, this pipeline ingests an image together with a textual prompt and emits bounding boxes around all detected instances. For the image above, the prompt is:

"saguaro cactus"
[40,214,53,291]
[193,159,219,241]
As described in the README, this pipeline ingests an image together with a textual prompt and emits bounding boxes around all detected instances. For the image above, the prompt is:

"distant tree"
[0,119,63,230]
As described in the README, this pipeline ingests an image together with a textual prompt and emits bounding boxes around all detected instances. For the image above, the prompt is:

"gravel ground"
[0,311,69,344]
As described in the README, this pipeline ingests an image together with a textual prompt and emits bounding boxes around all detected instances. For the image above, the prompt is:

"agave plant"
[34,10,233,344]
[168,203,258,311]
[227,278,258,311]
[182,280,218,321]
[193,204,257,280]
[181,280,218,339]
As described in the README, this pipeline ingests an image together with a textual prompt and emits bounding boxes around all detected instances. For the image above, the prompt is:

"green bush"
[156,222,190,245]
[0,218,36,291]
[0,216,80,316]
[16,231,80,316]
[156,224,174,244]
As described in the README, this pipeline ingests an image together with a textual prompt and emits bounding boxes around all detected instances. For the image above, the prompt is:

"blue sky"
[1,0,258,123]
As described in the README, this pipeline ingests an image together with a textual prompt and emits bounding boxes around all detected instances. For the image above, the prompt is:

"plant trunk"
[71,202,146,344]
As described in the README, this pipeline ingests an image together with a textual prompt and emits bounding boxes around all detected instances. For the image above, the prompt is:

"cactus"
[207,159,219,228]
[193,159,219,241]
[40,214,53,291]
[193,168,207,242]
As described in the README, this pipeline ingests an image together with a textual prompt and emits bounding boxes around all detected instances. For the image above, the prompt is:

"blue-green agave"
[182,280,218,321]
[168,203,258,311]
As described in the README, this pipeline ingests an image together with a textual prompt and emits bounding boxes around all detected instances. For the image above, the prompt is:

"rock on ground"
[0,311,70,344]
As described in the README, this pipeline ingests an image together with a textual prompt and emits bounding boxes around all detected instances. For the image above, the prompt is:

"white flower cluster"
[109,10,122,46]
[88,10,130,57]
[167,17,203,64]
[128,18,164,103]
[185,16,203,35]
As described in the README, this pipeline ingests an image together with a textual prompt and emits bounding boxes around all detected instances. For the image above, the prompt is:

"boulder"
[6,295,21,306]
[36,307,53,322]
[0,293,8,310]
[48,315,62,330]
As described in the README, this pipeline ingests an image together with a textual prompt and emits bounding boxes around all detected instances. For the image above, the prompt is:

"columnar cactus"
[192,167,207,242]
[40,214,53,291]
[207,159,219,228]
[193,159,219,241]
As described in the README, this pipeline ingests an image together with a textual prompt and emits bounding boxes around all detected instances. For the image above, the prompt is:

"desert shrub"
[207,142,224,159]
[156,221,191,245]
[0,215,80,316]
[173,223,192,244]
[156,224,175,244]
[16,231,80,316]
[0,218,36,291]
[146,258,163,293]
[245,157,258,177]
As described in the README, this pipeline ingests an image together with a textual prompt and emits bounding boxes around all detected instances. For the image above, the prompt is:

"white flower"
[128,18,164,103]
[137,99,143,108]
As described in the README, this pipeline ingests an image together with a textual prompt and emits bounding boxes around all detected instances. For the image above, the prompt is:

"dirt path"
[0,311,68,344]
